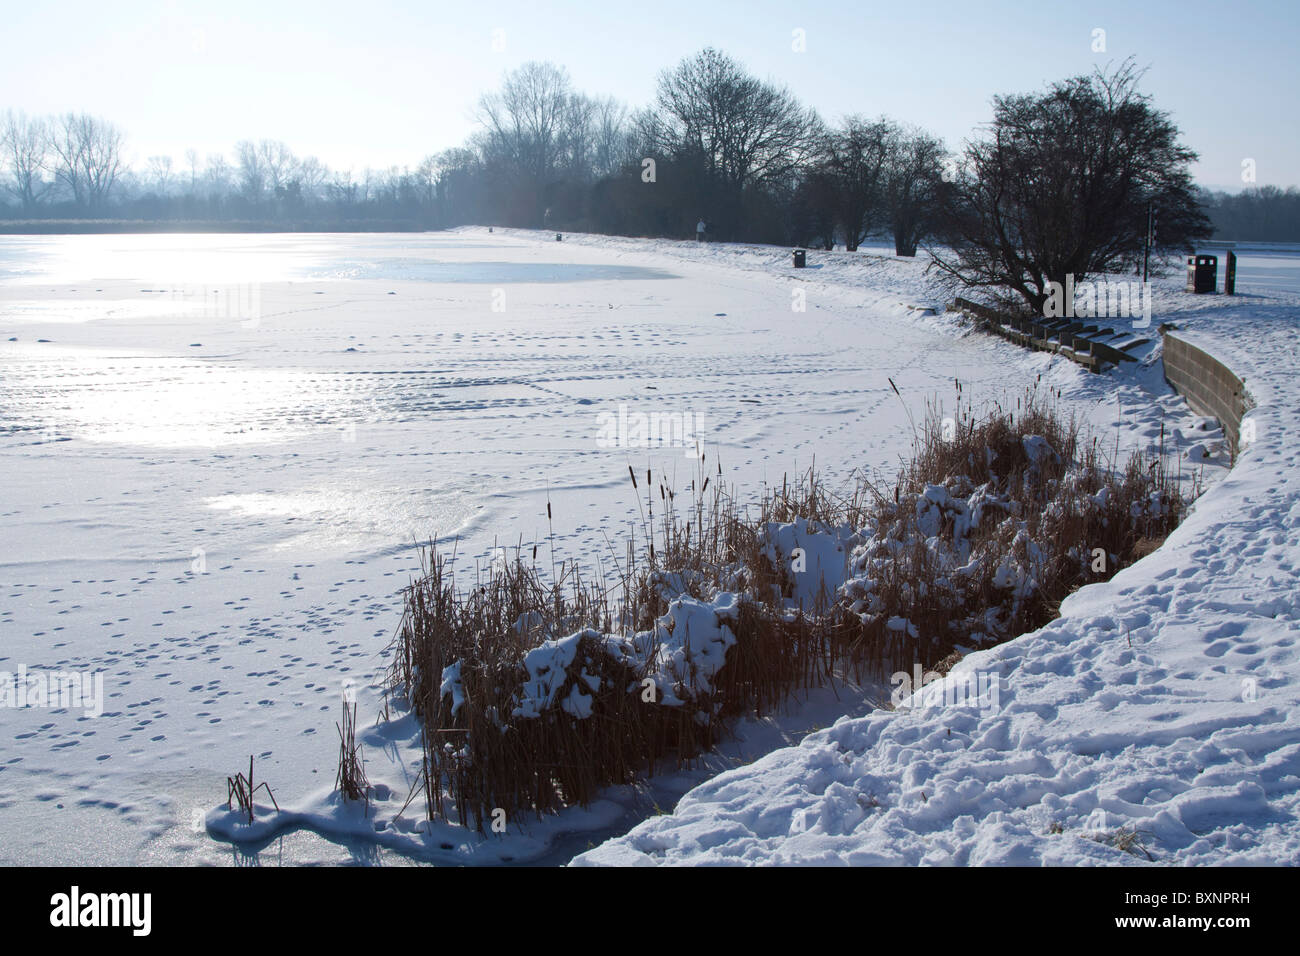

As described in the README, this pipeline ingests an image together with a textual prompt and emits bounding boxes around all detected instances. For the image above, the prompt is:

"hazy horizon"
[3,0,1298,188]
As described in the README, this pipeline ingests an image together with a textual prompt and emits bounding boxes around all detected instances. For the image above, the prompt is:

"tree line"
[0,49,999,253]
[1200,186,1300,244]
[435,52,949,253]
[0,108,444,226]
[6,50,1281,314]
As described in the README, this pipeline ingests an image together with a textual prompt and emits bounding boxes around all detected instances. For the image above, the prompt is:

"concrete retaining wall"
[1161,329,1255,455]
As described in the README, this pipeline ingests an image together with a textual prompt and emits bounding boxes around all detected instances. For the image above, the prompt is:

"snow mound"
[760,517,857,608]
[503,593,742,720]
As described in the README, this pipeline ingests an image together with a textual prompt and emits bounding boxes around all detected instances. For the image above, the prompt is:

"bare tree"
[558,91,595,180]
[414,154,439,207]
[590,97,633,178]
[933,62,1211,312]
[881,126,946,256]
[650,48,820,194]
[184,148,200,193]
[360,167,379,204]
[204,153,231,194]
[146,155,174,194]
[327,168,358,205]
[425,147,482,224]
[0,110,51,211]
[791,167,839,249]
[49,113,124,211]
[819,116,893,251]
[257,140,298,194]
[296,156,329,201]
[235,140,264,200]
[477,61,574,185]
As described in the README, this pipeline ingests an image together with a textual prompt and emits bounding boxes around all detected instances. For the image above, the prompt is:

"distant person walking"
[696,218,706,243]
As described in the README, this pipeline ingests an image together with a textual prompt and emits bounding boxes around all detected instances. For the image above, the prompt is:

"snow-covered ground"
[0,227,1290,865]
[574,249,1300,866]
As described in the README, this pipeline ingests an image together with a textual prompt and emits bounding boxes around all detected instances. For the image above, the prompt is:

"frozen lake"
[0,228,1218,865]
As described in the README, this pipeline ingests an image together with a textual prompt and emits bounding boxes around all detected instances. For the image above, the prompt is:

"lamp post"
[1142,201,1157,284]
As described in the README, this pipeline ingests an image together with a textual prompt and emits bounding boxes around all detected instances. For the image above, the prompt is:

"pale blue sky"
[3,0,1296,187]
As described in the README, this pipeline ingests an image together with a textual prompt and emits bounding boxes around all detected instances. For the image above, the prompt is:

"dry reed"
[385,384,1198,830]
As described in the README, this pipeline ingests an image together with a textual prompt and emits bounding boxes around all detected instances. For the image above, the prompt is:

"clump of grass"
[389,543,656,827]
[385,385,1201,830]
[387,499,819,830]
[226,755,279,824]
[836,380,1195,676]
[335,697,371,811]
[1096,824,1156,861]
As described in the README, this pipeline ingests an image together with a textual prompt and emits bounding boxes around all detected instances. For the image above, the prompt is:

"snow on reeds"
[385,382,1198,830]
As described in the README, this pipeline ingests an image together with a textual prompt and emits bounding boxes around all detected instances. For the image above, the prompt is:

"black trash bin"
[793,249,806,268]
[1186,255,1217,294]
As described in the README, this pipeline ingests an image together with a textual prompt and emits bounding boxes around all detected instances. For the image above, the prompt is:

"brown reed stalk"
[226,755,279,825]
[335,697,371,811]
